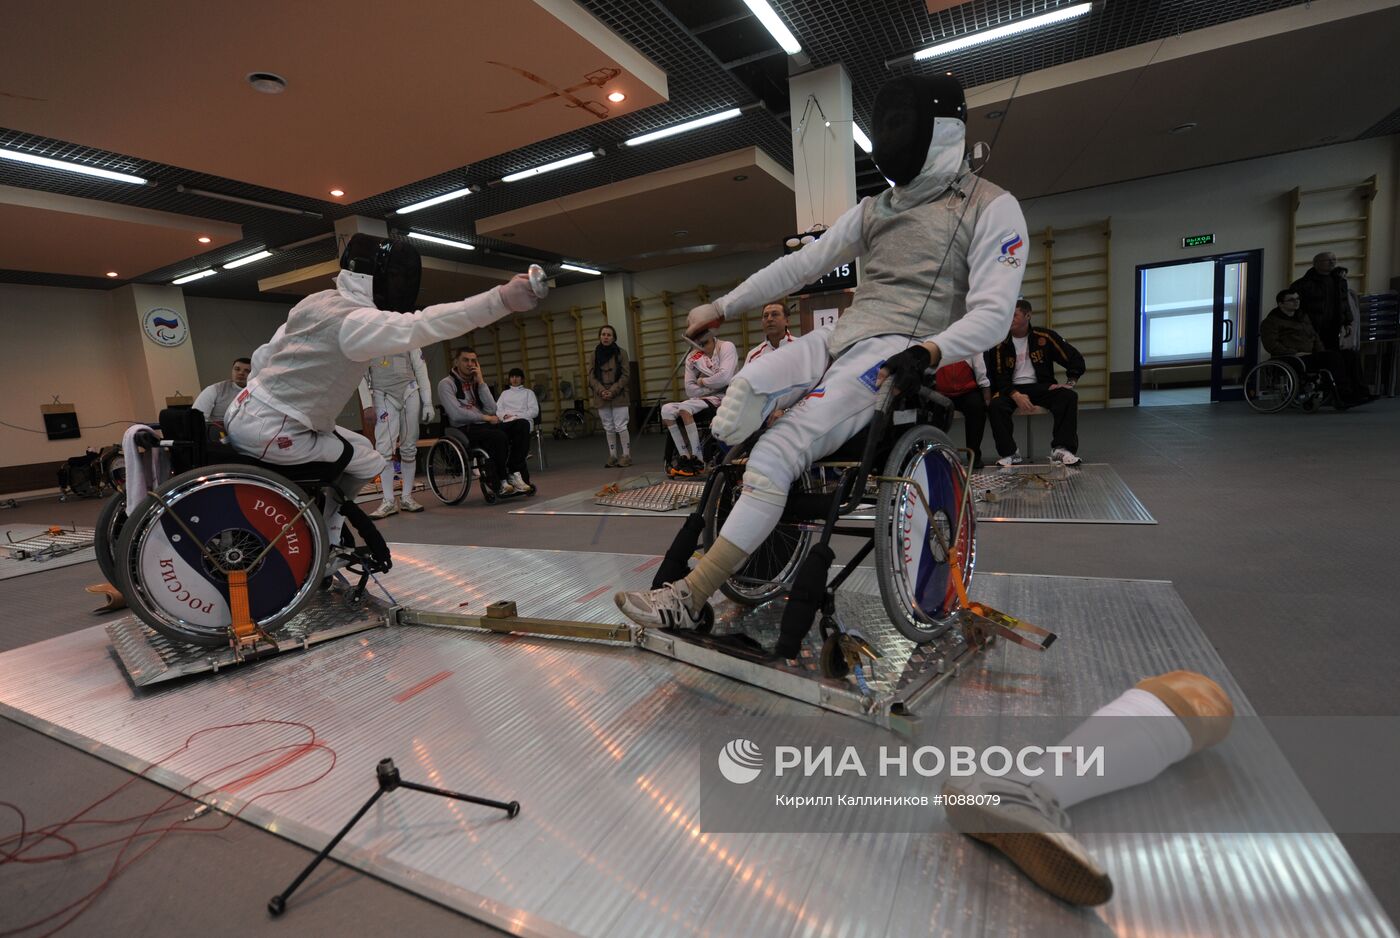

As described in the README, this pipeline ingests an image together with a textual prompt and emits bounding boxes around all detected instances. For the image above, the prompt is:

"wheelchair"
[1244,355,1336,414]
[95,408,391,650]
[662,404,725,477]
[425,426,534,505]
[649,373,976,670]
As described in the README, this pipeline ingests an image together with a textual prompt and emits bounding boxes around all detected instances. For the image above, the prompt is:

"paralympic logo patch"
[997,232,1025,268]
[142,306,189,347]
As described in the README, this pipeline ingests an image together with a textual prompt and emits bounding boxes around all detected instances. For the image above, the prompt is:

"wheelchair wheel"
[427,436,471,505]
[115,465,326,647]
[94,493,127,587]
[874,425,975,643]
[560,409,586,440]
[702,465,814,605]
[1244,360,1295,414]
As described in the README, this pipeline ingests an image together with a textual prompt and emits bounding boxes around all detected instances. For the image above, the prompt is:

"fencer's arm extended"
[711,200,867,318]
[338,290,511,362]
[919,193,1028,361]
[410,349,433,408]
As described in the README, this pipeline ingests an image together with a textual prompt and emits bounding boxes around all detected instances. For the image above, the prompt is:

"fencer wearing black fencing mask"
[869,74,968,187]
[339,233,423,312]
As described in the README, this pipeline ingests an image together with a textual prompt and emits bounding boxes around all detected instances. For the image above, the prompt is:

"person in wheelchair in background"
[1260,288,1373,410]
[226,234,543,545]
[661,332,738,477]
[437,347,536,497]
[615,73,1028,645]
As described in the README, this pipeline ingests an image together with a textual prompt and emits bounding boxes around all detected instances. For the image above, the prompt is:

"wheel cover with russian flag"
[127,472,323,644]
[884,435,974,635]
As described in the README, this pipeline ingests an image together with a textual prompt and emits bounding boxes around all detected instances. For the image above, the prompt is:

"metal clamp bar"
[396,608,634,644]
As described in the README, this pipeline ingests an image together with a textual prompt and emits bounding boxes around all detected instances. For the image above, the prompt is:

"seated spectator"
[192,357,251,429]
[661,334,737,475]
[496,367,541,431]
[744,301,796,366]
[985,299,1085,466]
[934,354,991,469]
[437,347,535,497]
[1261,289,1373,409]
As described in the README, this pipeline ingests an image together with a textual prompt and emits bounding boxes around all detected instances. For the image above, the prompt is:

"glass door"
[1209,252,1261,402]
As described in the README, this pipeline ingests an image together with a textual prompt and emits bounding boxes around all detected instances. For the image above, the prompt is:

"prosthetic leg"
[942,670,1234,906]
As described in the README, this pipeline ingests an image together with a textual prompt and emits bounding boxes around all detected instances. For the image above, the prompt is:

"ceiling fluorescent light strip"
[175,185,322,218]
[560,263,602,276]
[408,232,476,251]
[222,249,273,269]
[913,2,1091,62]
[852,125,872,154]
[395,186,473,215]
[501,152,595,183]
[172,269,216,285]
[741,0,802,55]
[0,147,146,185]
[624,108,743,147]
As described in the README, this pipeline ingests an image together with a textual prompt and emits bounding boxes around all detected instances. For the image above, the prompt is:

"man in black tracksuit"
[984,298,1086,465]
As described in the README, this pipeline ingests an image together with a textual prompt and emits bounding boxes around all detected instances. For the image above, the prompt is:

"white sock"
[683,420,702,455]
[618,428,630,456]
[606,431,618,457]
[666,423,687,456]
[400,456,415,496]
[1025,688,1193,809]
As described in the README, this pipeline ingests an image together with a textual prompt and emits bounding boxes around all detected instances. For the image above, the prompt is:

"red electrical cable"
[0,719,338,938]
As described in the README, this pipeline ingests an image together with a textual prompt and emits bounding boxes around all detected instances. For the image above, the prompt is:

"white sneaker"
[614,580,706,631]
[942,773,1112,906]
[508,472,530,491]
[398,495,424,513]
[369,500,398,519]
[1050,447,1082,466]
[497,480,517,496]
[996,452,1024,467]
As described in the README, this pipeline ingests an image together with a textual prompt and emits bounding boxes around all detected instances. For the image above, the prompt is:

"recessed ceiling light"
[985,109,1005,119]
[172,269,216,285]
[329,188,345,197]
[247,72,287,94]
[1168,122,1198,135]
[732,174,748,182]
[222,249,273,269]
[105,271,118,278]
[0,147,146,185]
[673,229,689,238]
[197,236,212,243]
[608,91,626,103]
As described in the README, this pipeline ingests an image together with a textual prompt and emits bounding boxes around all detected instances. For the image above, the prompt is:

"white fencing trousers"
[597,403,629,433]
[719,329,915,553]
[225,393,386,544]
[660,398,714,423]
[372,389,421,500]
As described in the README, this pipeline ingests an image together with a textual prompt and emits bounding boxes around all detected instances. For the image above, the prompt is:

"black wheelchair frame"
[1244,355,1337,414]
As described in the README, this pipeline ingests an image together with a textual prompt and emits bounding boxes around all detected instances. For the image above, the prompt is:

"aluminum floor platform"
[512,464,1154,524]
[0,545,1390,938]
[0,524,96,580]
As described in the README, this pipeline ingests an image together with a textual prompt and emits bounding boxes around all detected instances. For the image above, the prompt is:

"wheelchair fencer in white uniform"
[104,236,547,649]
[615,74,1029,654]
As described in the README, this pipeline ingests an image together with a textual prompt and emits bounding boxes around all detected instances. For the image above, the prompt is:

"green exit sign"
[1182,233,1215,248]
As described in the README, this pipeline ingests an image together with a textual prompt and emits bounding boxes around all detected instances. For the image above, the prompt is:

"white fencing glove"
[498,273,540,313]
[420,403,436,423]
[685,303,724,341]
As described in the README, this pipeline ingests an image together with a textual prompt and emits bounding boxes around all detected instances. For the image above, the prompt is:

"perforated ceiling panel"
[2,0,1381,302]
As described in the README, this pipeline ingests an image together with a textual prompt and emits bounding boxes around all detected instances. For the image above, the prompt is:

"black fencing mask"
[340,234,422,312]
[869,75,967,187]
